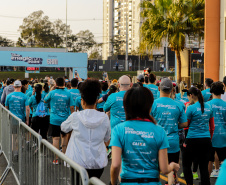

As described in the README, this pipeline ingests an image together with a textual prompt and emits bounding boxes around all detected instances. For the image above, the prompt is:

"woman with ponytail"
[28,84,50,139]
[110,87,179,185]
[183,87,214,185]
[176,81,189,103]
[42,82,49,98]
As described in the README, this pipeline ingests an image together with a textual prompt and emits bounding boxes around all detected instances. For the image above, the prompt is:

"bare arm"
[70,106,75,114]
[110,146,122,185]
[158,148,180,175]
[97,97,104,104]
[178,122,188,129]
[77,73,82,82]
[25,106,30,125]
[5,106,9,110]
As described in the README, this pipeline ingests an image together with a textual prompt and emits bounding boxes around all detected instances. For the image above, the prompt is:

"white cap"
[14,80,22,87]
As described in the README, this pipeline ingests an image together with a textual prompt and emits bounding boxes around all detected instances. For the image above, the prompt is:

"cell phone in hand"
[75,70,77,76]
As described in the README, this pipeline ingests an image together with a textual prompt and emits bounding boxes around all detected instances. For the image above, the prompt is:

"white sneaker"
[210,169,219,178]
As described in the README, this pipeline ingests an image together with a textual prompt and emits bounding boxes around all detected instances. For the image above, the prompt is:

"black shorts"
[168,151,180,163]
[48,124,66,137]
[209,147,226,162]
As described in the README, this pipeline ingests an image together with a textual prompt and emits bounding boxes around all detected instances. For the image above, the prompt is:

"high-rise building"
[102,0,142,60]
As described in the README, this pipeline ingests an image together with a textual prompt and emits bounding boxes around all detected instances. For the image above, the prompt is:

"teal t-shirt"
[0,88,3,99]
[186,102,213,139]
[174,99,186,111]
[145,84,159,100]
[29,94,50,117]
[26,90,33,116]
[207,99,226,148]
[5,92,29,122]
[157,91,160,99]
[69,89,80,107]
[104,91,126,130]
[151,97,187,153]
[110,120,169,183]
[216,159,226,185]
[201,88,211,102]
[75,96,83,111]
[97,90,108,109]
[44,89,74,126]
[176,92,189,103]
[42,91,49,98]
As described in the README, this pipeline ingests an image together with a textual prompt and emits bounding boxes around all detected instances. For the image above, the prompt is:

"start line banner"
[0,51,87,68]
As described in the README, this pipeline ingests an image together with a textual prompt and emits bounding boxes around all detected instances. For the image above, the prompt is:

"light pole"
[65,0,68,76]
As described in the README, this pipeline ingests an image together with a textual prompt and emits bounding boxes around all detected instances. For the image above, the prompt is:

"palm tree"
[140,0,204,83]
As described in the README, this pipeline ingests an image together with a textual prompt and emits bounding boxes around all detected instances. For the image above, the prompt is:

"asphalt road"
[100,158,217,185]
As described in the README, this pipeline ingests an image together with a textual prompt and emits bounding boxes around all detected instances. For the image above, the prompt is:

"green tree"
[16,37,25,47]
[140,0,204,82]
[110,37,126,55]
[18,11,75,48]
[73,30,96,52]
[89,43,102,59]
[0,36,14,47]
[19,10,55,47]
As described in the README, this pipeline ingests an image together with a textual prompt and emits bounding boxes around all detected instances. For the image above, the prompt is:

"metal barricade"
[40,139,89,185]
[10,112,20,180]
[19,121,42,185]
[0,106,13,184]
[88,177,106,185]
[0,104,104,185]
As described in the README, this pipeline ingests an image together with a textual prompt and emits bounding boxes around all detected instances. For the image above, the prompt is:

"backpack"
[36,99,47,117]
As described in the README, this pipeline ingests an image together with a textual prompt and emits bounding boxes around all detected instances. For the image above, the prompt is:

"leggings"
[182,129,198,173]
[182,138,211,185]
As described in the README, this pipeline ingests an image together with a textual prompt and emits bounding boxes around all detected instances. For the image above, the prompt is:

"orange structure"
[204,0,221,82]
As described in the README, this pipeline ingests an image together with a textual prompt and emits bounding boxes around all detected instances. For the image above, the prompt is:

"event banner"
[0,51,88,68]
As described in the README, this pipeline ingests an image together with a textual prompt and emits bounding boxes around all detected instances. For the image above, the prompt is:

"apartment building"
[102,0,142,60]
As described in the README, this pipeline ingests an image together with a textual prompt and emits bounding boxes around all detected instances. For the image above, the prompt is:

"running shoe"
[107,148,112,156]
[210,169,219,178]
[53,159,59,165]
[193,172,199,180]
[180,172,184,178]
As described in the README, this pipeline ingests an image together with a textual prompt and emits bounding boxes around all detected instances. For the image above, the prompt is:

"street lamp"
[65,0,68,76]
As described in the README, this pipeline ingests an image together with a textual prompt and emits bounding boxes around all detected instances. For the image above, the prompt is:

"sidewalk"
[0,154,17,185]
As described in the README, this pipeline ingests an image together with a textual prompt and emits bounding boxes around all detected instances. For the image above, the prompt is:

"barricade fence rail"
[0,105,105,185]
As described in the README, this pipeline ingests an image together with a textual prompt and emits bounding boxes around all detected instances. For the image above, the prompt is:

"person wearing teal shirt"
[110,87,179,185]
[5,80,30,124]
[26,86,34,126]
[29,84,50,139]
[151,78,187,185]
[145,73,159,100]
[42,82,49,98]
[207,82,226,177]
[104,75,132,130]
[0,84,3,100]
[69,78,80,109]
[176,92,189,103]
[176,81,189,103]
[202,78,214,102]
[44,78,74,161]
[75,96,83,111]
[97,81,109,111]
[216,160,226,185]
[183,87,214,185]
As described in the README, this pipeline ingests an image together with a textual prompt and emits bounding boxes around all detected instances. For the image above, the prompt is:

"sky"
[0,0,103,43]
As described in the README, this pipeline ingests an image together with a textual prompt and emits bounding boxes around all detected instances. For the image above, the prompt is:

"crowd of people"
[1,71,226,185]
